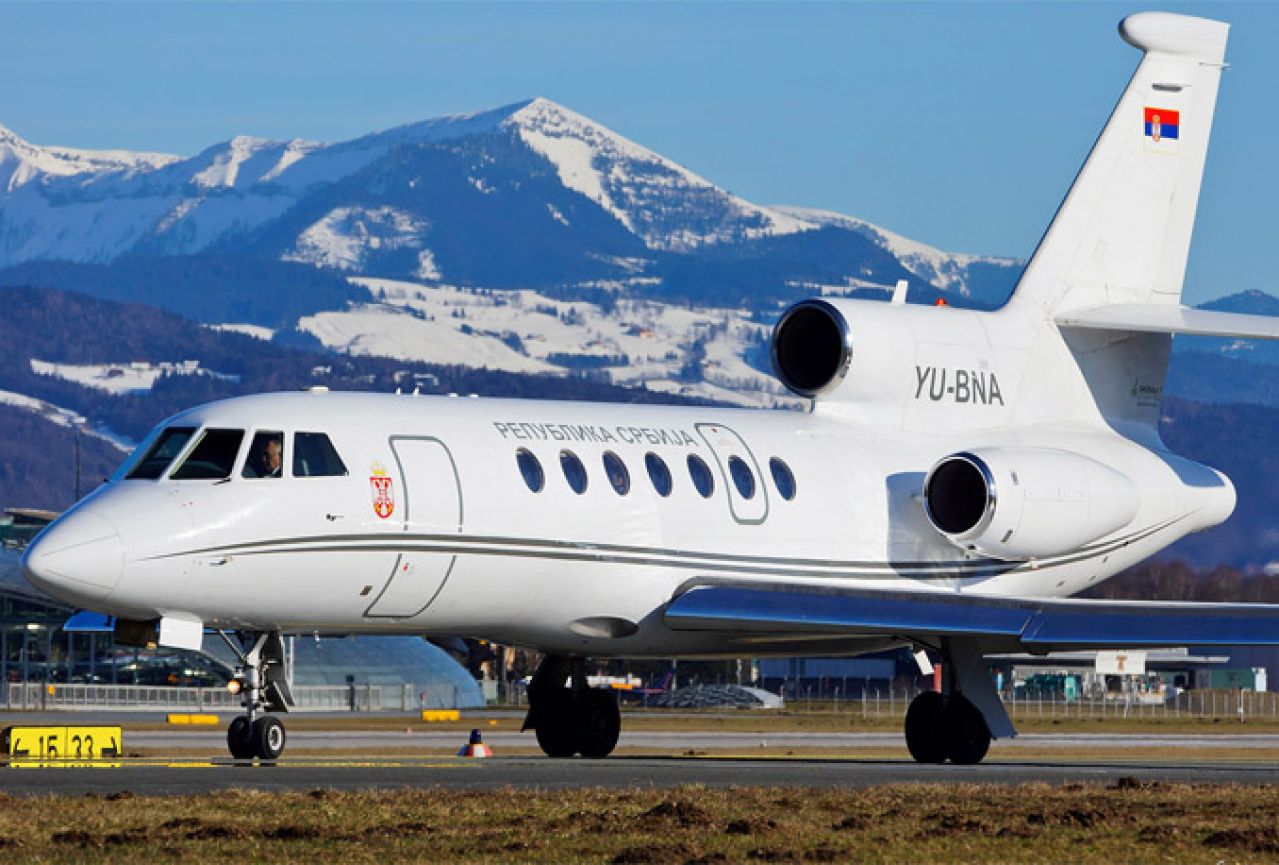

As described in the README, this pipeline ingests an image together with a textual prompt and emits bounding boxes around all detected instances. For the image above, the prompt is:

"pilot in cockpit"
[245,432,284,479]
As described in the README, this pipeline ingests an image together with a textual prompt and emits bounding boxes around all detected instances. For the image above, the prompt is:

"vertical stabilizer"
[1010,13,1228,320]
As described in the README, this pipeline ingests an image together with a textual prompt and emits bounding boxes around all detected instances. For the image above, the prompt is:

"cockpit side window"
[293,432,349,478]
[242,431,285,479]
[171,429,245,480]
[127,427,197,480]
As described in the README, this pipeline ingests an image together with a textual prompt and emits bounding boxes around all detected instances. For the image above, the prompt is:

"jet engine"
[922,448,1139,560]
[770,299,853,398]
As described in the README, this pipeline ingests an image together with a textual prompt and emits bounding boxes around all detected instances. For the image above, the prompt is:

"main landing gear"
[523,655,621,758]
[904,691,990,764]
[902,638,1012,765]
[218,631,295,762]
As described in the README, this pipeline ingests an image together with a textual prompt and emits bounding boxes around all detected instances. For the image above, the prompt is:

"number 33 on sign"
[3,725,121,767]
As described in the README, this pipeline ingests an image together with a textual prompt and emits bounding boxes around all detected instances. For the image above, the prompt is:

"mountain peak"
[500,97,812,251]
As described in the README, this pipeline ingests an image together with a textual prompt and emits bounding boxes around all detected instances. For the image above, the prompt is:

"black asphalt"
[0,756,1275,796]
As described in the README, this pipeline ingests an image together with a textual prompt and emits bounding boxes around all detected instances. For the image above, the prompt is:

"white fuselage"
[24,373,1230,658]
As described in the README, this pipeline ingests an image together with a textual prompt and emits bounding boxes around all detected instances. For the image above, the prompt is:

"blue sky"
[0,1,1273,305]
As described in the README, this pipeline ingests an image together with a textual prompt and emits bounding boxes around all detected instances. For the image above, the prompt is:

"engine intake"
[771,300,852,398]
[922,448,1139,561]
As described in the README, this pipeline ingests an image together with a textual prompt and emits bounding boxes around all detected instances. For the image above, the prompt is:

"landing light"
[226,679,243,695]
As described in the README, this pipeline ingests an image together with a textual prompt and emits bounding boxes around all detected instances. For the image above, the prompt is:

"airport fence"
[790,686,1279,721]
[2,682,474,712]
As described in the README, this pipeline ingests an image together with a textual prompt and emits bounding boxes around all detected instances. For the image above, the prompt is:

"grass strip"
[0,782,1277,863]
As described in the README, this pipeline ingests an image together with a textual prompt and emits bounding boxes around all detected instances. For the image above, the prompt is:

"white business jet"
[20,12,1279,764]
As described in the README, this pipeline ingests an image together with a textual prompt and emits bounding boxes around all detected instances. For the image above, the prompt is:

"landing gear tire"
[227,716,254,760]
[943,695,991,765]
[904,691,947,764]
[532,689,621,758]
[251,715,287,761]
[577,690,621,759]
[525,656,622,758]
[904,692,991,765]
[534,696,579,758]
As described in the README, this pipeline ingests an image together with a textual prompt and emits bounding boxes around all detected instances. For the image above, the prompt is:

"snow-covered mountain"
[0,98,1018,293]
[0,98,1023,406]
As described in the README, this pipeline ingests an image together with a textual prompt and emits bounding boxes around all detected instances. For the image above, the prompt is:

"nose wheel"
[218,630,294,762]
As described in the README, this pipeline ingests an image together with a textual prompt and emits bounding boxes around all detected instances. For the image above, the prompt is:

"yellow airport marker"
[420,709,461,722]
[3,725,122,767]
[166,713,220,725]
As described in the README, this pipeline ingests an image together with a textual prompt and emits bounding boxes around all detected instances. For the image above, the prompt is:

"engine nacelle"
[768,296,999,412]
[922,448,1139,561]
[770,299,854,398]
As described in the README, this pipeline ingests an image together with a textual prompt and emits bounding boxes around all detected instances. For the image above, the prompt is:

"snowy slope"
[299,278,795,408]
[772,205,1020,300]
[0,123,177,192]
[30,359,239,395]
[0,388,132,451]
[508,99,813,252]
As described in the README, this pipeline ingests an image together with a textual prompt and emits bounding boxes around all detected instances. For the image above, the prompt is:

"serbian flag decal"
[1144,107,1180,153]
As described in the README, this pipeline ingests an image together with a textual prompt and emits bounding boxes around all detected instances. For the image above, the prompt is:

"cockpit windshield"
[170,429,245,480]
[126,427,197,480]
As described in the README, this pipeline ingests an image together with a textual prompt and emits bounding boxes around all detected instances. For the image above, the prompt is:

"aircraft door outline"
[364,436,463,618]
[695,423,769,525]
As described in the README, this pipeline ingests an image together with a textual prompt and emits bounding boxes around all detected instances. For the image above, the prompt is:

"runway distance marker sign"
[3,725,122,767]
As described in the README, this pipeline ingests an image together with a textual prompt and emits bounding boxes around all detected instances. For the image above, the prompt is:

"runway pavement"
[120,728,1279,751]
[2,713,1276,796]
[0,755,1276,796]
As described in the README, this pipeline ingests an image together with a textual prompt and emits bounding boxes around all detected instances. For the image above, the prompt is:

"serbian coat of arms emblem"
[369,463,395,519]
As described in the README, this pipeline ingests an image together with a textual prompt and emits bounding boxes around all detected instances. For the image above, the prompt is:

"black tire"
[577,690,620,759]
[534,721,578,758]
[904,691,948,764]
[227,716,254,760]
[534,695,578,758]
[942,695,991,765]
[251,715,287,761]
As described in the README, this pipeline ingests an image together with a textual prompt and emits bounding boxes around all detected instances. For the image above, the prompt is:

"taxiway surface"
[122,729,1279,750]
[0,756,1275,796]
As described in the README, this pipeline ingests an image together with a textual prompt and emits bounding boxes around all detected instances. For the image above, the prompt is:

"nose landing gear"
[524,655,621,758]
[218,630,294,762]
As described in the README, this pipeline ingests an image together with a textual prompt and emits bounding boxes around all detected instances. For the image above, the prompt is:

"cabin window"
[728,455,756,500]
[516,448,544,493]
[127,426,196,479]
[561,450,588,495]
[294,432,349,478]
[770,457,797,501]
[645,452,673,497]
[171,429,245,480]
[242,431,285,479]
[603,451,630,496]
[687,454,714,499]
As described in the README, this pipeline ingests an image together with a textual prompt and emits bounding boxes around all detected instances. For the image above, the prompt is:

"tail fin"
[1010,13,1229,320]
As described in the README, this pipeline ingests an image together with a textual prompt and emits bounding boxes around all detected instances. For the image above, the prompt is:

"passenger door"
[364,436,462,618]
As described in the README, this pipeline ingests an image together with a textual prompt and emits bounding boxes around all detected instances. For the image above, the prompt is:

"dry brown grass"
[0,782,1278,863]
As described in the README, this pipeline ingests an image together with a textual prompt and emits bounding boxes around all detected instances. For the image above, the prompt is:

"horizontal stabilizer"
[1057,305,1279,340]
[665,584,1279,652]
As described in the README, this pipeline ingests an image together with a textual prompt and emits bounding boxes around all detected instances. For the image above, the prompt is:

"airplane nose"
[20,511,125,600]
